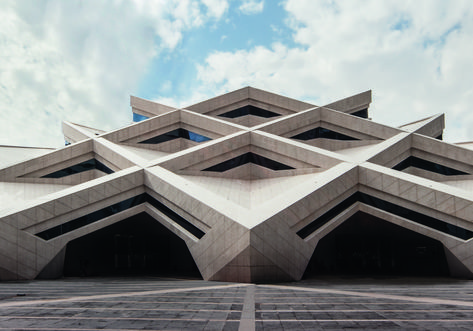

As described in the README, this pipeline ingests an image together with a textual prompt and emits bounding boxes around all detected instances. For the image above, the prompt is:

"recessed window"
[133,113,149,122]
[291,127,358,141]
[393,156,469,176]
[203,152,294,172]
[351,108,368,118]
[41,159,114,178]
[139,128,211,144]
[218,105,280,118]
[297,192,473,240]
[35,193,205,240]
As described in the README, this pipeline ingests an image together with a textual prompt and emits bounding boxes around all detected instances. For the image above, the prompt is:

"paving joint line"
[0,283,249,308]
[259,284,473,308]
[238,284,255,331]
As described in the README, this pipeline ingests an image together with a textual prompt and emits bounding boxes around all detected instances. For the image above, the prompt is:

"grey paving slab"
[1,277,473,330]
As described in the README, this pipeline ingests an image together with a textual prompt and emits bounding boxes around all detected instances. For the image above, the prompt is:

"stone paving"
[0,277,473,330]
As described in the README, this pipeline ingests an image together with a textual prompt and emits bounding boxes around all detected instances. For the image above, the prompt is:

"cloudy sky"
[1,0,472,147]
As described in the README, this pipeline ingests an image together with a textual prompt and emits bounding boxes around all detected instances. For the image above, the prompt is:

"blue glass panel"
[188,131,211,142]
[139,128,211,144]
[133,113,149,122]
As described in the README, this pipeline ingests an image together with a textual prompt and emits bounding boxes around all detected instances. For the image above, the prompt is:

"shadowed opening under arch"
[303,211,450,278]
[63,212,201,278]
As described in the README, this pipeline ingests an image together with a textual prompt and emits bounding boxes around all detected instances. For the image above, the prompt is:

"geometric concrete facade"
[1,86,473,282]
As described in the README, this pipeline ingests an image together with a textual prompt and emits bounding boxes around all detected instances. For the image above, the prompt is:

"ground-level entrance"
[303,211,450,278]
[63,212,201,278]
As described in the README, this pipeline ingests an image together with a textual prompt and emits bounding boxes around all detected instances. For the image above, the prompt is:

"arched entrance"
[63,212,201,278]
[303,211,450,278]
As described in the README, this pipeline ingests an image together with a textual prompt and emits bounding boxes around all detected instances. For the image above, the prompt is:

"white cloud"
[239,0,264,15]
[0,0,222,147]
[202,0,229,19]
[3,0,473,149]
[197,0,473,142]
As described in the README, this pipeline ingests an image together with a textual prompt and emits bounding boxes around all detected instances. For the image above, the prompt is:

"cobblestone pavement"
[0,277,473,330]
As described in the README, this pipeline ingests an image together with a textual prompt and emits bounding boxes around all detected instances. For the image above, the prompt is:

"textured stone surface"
[2,87,473,282]
[0,277,473,330]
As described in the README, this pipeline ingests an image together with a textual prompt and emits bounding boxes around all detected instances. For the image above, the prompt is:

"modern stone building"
[1,87,473,282]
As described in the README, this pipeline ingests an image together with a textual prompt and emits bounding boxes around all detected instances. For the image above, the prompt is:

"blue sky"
[1,0,473,147]
[138,1,295,101]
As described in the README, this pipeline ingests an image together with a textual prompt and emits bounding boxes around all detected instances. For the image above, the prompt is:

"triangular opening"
[393,156,469,176]
[106,110,238,155]
[291,127,359,141]
[41,158,114,178]
[202,152,294,172]
[351,108,368,118]
[297,192,473,241]
[35,193,205,241]
[159,132,336,183]
[8,140,128,186]
[138,128,211,144]
[370,135,473,182]
[304,211,450,278]
[63,212,202,278]
[218,105,281,118]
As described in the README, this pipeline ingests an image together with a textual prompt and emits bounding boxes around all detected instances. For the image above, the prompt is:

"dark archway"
[303,211,449,278]
[63,212,201,278]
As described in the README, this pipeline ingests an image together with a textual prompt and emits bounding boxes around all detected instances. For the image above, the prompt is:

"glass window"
[218,105,280,118]
[393,156,469,176]
[42,159,114,178]
[291,127,358,141]
[36,193,205,240]
[133,113,149,122]
[203,152,294,172]
[139,128,210,144]
[297,192,473,240]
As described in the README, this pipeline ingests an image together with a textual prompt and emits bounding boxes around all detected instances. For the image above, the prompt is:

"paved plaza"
[0,277,473,330]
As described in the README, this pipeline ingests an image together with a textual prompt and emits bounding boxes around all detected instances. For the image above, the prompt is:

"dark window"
[297,193,359,239]
[188,131,211,142]
[62,212,202,278]
[218,105,280,118]
[146,195,205,239]
[304,211,450,277]
[35,193,205,240]
[351,108,368,118]
[393,156,469,176]
[297,192,473,240]
[291,127,359,141]
[41,159,114,178]
[133,113,149,122]
[139,128,211,144]
[203,152,294,172]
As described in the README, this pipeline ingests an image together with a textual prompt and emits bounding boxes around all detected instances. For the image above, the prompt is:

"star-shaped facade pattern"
[1,87,473,282]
